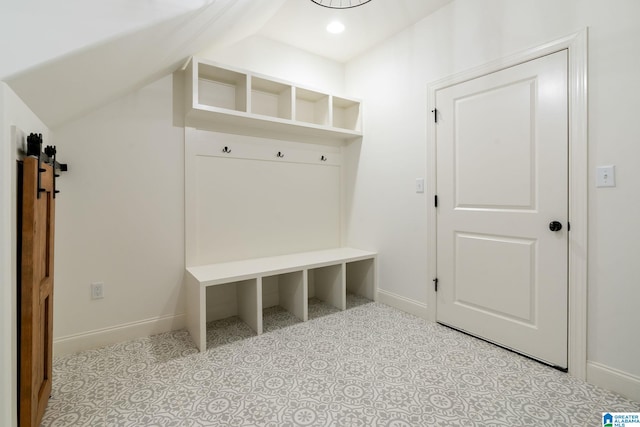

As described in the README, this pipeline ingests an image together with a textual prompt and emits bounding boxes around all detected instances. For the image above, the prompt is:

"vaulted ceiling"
[1,0,450,128]
[258,0,451,63]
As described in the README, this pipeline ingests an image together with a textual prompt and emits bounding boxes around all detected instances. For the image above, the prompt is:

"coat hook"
[222,146,231,154]
[277,151,284,158]
[320,155,327,162]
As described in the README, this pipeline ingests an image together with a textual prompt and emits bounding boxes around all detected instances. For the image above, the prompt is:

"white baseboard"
[587,361,640,403]
[376,289,429,320]
[53,313,186,356]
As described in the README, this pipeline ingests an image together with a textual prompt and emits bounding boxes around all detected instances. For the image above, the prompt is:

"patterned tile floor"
[43,296,639,426]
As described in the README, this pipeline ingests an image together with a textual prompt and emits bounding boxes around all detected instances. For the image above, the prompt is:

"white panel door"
[435,50,568,368]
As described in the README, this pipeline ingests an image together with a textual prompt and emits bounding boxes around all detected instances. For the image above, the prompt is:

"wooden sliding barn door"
[19,155,55,427]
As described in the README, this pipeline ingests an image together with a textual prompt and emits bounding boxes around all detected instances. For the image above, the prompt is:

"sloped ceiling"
[2,0,286,128]
[258,0,452,63]
[0,0,221,80]
[2,0,451,128]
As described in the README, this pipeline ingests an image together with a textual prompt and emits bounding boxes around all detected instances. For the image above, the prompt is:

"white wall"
[345,0,640,397]
[51,75,185,353]
[0,82,51,427]
[185,130,342,267]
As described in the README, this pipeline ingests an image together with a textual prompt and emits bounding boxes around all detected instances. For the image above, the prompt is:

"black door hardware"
[549,221,562,232]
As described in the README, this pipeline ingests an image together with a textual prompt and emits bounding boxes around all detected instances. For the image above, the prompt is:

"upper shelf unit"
[184,57,362,141]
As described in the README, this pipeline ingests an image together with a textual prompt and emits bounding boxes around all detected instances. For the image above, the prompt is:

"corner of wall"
[53,313,186,356]
[0,81,17,427]
[587,361,640,403]
[376,289,428,320]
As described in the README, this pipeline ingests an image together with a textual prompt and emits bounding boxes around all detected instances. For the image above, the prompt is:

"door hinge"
[434,195,438,207]
[433,278,439,292]
[568,221,571,231]
[431,108,438,123]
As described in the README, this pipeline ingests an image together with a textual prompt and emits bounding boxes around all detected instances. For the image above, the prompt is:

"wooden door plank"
[19,156,55,427]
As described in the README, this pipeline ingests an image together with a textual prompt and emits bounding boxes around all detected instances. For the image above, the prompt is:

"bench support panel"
[237,278,262,335]
[277,271,306,322]
[185,272,206,352]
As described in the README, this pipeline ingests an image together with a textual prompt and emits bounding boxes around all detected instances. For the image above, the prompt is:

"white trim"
[377,289,428,320]
[53,313,186,356]
[427,29,588,379]
[566,29,589,382]
[0,83,16,427]
[587,361,640,403]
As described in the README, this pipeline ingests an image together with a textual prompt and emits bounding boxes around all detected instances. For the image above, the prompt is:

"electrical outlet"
[91,282,104,300]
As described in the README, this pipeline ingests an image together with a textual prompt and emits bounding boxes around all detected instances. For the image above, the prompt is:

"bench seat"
[185,247,377,351]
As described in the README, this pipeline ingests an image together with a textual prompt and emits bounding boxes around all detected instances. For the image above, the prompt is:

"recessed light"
[326,21,345,34]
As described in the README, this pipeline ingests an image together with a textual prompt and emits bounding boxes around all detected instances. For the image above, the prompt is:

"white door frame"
[427,29,588,379]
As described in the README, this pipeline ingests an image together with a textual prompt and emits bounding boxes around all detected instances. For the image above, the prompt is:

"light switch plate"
[596,165,616,188]
[416,178,425,193]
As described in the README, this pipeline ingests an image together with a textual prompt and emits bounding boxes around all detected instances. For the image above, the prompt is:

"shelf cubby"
[346,258,375,301]
[250,77,293,120]
[308,264,344,314]
[262,271,306,324]
[295,87,330,127]
[184,57,362,141]
[197,62,248,112]
[205,279,260,335]
[332,96,361,132]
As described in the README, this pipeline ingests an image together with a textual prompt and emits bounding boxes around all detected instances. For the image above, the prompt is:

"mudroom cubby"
[196,61,248,112]
[203,278,262,335]
[332,96,361,132]
[346,258,376,301]
[262,270,306,329]
[183,72,372,352]
[308,264,345,318]
[184,57,362,140]
[250,77,293,120]
[294,87,330,127]
[185,248,377,352]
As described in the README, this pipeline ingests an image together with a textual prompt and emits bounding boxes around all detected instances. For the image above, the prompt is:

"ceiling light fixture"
[311,0,373,9]
[326,21,345,34]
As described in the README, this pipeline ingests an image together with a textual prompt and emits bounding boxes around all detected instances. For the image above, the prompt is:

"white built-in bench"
[185,247,377,352]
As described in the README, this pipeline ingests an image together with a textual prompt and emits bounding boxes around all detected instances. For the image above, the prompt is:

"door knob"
[549,221,563,232]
